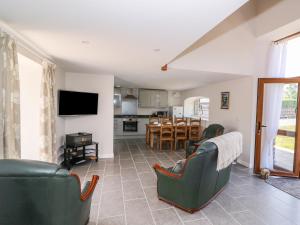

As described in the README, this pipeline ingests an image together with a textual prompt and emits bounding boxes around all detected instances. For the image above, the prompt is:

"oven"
[123,119,138,132]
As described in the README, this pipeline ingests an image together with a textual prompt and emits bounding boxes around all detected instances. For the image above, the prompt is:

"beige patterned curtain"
[40,61,56,162]
[0,31,21,159]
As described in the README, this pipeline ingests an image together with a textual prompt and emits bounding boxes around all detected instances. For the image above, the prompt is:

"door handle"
[257,122,267,135]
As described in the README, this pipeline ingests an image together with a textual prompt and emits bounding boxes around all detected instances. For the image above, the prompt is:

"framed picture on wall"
[221,92,230,109]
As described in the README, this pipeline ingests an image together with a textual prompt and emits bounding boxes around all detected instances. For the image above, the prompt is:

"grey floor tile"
[121,168,139,181]
[125,199,155,225]
[184,219,212,225]
[99,190,124,218]
[144,187,170,210]
[89,161,106,171]
[105,164,121,176]
[89,204,99,224]
[98,215,125,225]
[85,170,104,183]
[236,196,295,225]
[202,201,239,225]
[105,157,120,165]
[120,159,135,168]
[119,152,132,159]
[139,172,156,188]
[152,208,182,225]
[102,175,122,192]
[215,192,246,213]
[231,210,266,225]
[135,162,152,173]
[123,180,145,200]
[175,208,205,222]
[132,155,146,163]
[78,138,300,225]
[92,184,102,204]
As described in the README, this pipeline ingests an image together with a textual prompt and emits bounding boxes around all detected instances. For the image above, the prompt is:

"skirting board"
[237,159,250,168]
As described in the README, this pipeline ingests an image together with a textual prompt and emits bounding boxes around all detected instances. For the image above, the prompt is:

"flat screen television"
[58,90,98,116]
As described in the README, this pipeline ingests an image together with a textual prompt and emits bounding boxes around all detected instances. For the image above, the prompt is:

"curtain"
[40,61,56,163]
[260,42,287,169]
[0,31,21,159]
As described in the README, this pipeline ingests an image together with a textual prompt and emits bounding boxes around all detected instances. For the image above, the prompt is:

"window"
[285,36,300,77]
[194,98,209,121]
[18,53,42,160]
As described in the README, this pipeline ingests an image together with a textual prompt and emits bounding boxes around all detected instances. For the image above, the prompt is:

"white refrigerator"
[169,106,184,118]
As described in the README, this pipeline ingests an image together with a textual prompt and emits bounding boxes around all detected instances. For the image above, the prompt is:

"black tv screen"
[58,90,98,116]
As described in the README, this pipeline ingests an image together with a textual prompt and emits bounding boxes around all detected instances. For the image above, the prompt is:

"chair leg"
[160,140,162,151]
[171,141,173,151]
[174,139,177,151]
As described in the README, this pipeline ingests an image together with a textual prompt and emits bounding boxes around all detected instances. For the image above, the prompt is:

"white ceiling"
[0,0,248,90]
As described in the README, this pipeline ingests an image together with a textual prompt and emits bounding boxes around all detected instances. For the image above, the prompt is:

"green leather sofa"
[186,124,224,158]
[153,141,231,213]
[0,159,99,225]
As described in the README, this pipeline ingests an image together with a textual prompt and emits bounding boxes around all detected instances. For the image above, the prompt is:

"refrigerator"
[169,106,184,118]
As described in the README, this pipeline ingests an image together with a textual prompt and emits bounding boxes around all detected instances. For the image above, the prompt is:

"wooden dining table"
[145,123,202,149]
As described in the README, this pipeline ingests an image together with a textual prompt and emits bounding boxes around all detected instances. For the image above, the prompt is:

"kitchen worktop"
[114,115,150,119]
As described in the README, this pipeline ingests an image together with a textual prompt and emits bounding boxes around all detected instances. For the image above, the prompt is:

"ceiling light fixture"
[153,48,160,52]
[81,40,90,44]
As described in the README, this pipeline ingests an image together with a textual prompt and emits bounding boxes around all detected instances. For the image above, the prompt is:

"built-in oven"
[123,119,138,132]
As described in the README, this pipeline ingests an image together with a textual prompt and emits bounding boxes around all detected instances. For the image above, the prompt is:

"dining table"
[145,122,203,149]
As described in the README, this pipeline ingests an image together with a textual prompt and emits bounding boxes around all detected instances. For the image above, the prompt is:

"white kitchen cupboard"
[138,89,168,108]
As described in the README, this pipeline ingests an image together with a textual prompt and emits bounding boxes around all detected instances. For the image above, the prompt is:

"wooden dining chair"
[189,118,202,142]
[158,124,174,151]
[174,118,188,150]
[146,116,160,145]
[160,116,172,125]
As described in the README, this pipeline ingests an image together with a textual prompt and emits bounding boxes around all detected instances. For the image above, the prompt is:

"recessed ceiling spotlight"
[116,85,121,88]
[81,40,90,44]
[153,48,160,52]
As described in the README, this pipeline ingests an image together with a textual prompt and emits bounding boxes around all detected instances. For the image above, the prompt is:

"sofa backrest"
[202,124,224,139]
[0,159,85,225]
[182,141,231,207]
[0,159,68,177]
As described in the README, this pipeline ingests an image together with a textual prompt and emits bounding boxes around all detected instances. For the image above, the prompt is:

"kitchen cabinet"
[114,119,123,136]
[158,90,168,107]
[138,89,168,108]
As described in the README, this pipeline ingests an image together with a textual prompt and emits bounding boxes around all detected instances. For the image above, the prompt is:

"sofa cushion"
[170,159,186,174]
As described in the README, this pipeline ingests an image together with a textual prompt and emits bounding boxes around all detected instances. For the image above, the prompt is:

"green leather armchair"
[186,124,224,158]
[0,159,99,225]
[153,142,231,213]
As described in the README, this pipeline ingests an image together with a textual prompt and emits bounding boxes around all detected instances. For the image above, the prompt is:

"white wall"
[65,73,114,158]
[182,76,257,167]
[19,53,43,160]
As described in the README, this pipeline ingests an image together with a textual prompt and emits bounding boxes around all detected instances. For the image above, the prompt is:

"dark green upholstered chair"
[0,159,99,225]
[153,142,231,213]
[186,124,224,158]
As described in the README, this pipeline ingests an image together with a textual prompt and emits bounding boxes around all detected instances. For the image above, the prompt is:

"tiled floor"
[72,138,300,225]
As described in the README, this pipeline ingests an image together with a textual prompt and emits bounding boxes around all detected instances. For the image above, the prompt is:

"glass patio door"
[255,78,300,177]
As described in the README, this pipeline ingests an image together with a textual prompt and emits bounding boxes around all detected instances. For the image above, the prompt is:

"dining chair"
[158,124,174,151]
[174,118,188,150]
[160,116,172,125]
[146,116,160,145]
[187,118,202,153]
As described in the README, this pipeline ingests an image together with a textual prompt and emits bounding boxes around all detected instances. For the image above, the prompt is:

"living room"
[1,0,300,225]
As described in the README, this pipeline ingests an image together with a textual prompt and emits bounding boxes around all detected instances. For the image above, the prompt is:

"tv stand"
[61,142,99,170]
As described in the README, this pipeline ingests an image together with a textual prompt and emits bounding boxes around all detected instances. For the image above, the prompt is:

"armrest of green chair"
[186,138,207,158]
[71,173,99,201]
